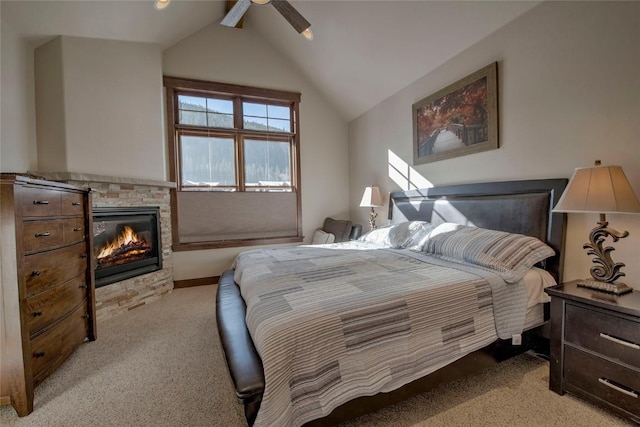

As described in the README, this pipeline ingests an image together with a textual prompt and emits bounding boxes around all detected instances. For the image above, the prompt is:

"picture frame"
[413,62,498,165]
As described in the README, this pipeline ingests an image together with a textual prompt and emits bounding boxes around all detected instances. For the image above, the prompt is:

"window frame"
[164,76,303,251]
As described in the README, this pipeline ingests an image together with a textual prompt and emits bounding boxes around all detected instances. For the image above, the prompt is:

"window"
[164,77,302,250]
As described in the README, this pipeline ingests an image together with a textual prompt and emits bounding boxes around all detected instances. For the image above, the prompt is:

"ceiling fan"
[154,0,313,40]
[221,0,313,40]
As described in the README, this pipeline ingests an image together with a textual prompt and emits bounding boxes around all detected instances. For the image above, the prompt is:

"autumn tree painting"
[413,63,498,165]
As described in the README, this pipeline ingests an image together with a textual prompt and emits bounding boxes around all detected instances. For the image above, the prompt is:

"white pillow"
[311,229,335,245]
[398,222,437,249]
[357,224,393,247]
[358,221,434,248]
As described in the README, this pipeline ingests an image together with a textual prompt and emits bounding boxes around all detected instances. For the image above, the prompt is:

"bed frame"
[216,178,567,426]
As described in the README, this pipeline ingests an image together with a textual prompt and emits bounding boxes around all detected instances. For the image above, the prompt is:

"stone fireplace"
[32,172,175,323]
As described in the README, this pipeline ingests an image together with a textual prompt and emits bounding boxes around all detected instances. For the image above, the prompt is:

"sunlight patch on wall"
[388,150,433,191]
[387,150,473,227]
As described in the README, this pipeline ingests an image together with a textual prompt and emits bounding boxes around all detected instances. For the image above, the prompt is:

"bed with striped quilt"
[232,241,532,427]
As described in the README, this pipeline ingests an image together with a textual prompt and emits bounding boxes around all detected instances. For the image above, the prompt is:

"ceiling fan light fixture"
[154,0,170,10]
[221,0,312,40]
[301,27,313,40]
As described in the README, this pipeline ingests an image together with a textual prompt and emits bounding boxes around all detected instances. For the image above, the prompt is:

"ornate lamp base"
[581,214,632,295]
[368,207,378,230]
[577,279,633,295]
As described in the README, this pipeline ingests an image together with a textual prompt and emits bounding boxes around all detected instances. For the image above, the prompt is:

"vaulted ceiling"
[2,0,540,121]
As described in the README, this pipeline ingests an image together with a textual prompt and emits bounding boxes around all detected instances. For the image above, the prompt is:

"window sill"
[172,236,304,252]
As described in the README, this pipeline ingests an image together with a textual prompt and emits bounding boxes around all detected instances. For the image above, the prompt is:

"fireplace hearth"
[93,207,162,288]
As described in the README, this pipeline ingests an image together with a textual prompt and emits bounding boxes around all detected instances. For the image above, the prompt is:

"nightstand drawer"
[565,346,640,418]
[565,303,640,369]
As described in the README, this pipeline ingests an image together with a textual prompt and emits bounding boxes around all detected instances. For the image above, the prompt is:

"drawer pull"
[73,227,83,231]
[600,333,640,350]
[72,202,81,206]
[598,378,639,398]
[79,284,88,289]
[82,314,91,320]
[32,311,43,317]
[35,232,51,238]
[32,200,49,205]
[34,352,45,358]
[31,270,41,276]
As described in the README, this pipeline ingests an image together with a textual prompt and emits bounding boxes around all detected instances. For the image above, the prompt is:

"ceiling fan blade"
[271,0,311,34]
[221,0,252,27]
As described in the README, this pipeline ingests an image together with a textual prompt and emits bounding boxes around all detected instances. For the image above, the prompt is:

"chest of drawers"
[545,281,640,424]
[0,174,96,416]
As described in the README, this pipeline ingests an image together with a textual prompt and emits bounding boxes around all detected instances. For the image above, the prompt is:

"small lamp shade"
[359,186,383,208]
[553,165,640,214]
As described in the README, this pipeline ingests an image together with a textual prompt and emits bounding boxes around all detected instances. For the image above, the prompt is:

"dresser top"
[1,173,87,192]
[545,280,640,318]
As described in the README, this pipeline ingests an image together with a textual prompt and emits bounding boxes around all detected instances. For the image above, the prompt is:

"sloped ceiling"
[1,0,540,121]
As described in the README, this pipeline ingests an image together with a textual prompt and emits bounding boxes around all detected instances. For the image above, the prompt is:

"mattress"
[522,267,555,329]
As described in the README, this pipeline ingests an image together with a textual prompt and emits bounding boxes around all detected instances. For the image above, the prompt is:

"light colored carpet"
[1,285,632,427]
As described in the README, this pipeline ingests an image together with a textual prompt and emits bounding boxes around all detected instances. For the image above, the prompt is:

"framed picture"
[413,62,498,165]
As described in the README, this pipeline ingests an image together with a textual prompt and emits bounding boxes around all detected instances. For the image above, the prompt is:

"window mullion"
[233,97,245,192]
[237,135,245,192]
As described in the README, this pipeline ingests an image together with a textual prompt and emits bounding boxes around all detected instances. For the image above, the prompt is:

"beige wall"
[163,23,350,280]
[2,23,349,282]
[0,21,37,172]
[34,36,165,181]
[349,2,640,284]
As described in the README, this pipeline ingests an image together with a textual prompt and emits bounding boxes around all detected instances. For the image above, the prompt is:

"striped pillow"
[421,223,555,283]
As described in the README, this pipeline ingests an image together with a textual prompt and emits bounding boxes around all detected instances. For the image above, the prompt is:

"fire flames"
[96,226,151,266]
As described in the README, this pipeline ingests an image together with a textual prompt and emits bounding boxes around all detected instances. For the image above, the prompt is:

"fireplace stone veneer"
[31,172,175,322]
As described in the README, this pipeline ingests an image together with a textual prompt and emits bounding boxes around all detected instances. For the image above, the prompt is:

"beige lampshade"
[359,186,383,208]
[553,164,640,214]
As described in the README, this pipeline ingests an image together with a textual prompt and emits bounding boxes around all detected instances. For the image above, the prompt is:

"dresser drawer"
[61,192,84,216]
[26,276,87,337]
[565,346,640,418]
[31,303,89,386]
[23,220,64,252]
[63,217,86,244]
[23,218,88,253]
[565,303,640,369]
[24,243,87,296]
[19,187,62,217]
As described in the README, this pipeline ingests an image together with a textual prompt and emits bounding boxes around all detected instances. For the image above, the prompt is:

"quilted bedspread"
[232,242,528,427]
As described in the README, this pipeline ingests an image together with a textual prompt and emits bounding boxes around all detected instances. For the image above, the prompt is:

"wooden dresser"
[545,280,640,423]
[0,174,96,416]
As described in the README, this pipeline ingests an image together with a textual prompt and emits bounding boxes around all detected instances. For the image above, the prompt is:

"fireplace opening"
[93,207,162,288]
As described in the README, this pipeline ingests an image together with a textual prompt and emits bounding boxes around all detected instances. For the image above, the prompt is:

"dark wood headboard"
[389,179,568,282]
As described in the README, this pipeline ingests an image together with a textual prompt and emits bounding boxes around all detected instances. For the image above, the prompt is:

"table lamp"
[553,160,640,295]
[359,186,383,230]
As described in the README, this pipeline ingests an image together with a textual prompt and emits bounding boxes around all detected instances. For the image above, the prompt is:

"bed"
[216,178,567,427]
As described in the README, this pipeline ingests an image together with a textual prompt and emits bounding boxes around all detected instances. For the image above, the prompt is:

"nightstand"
[545,280,640,423]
